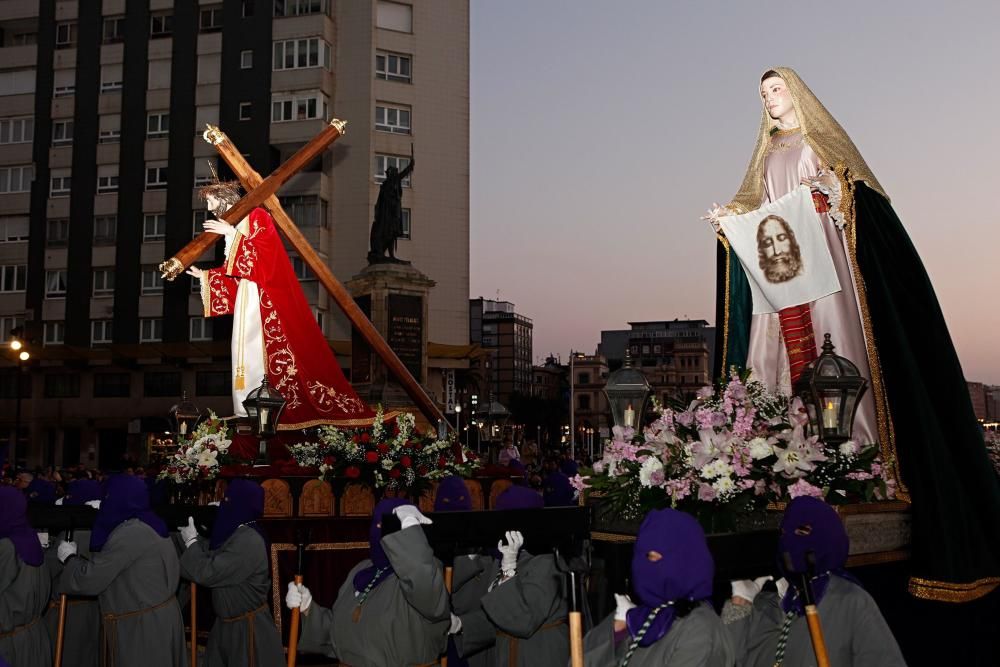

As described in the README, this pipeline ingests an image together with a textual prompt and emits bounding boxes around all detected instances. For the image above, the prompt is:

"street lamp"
[455,405,462,446]
[794,333,868,446]
[7,327,29,469]
[569,351,585,460]
[243,376,287,466]
[604,347,651,430]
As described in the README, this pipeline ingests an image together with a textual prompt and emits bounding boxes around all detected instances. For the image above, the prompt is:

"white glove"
[37,531,49,548]
[614,593,636,622]
[178,516,199,547]
[55,497,64,506]
[393,505,432,531]
[731,576,773,604]
[57,541,78,563]
[449,613,462,635]
[84,500,101,509]
[285,582,312,613]
[775,577,789,600]
[207,501,220,507]
[498,530,524,575]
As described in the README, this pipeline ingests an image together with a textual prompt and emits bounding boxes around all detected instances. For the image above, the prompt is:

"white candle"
[179,422,187,436]
[624,404,635,428]
[822,400,838,430]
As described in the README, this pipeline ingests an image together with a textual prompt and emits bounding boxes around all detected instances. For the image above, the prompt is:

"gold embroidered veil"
[726,66,888,213]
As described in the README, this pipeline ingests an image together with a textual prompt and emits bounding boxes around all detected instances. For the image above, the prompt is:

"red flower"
[389,467,402,479]
[417,465,429,476]
[361,432,371,444]
[345,465,361,479]
[352,434,361,444]
[438,456,448,470]
[377,443,389,455]
[467,450,477,460]
[365,451,379,464]
[392,425,401,436]
[323,455,336,466]
[400,455,412,468]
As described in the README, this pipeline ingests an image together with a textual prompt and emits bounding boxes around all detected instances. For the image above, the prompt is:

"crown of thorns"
[197,160,242,202]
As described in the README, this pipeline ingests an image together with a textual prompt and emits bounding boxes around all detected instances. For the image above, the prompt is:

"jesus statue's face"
[760,76,797,128]
[205,193,228,215]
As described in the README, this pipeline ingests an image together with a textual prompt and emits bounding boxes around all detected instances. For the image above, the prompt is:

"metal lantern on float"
[242,376,287,465]
[794,333,868,446]
[603,347,651,430]
[171,391,200,439]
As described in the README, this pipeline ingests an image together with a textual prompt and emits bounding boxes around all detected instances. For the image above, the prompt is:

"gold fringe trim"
[908,576,1000,603]
[225,231,245,276]
[836,164,908,502]
[200,272,212,318]
[719,234,732,375]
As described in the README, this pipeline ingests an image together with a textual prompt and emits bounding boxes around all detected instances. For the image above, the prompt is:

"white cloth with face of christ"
[719,185,841,315]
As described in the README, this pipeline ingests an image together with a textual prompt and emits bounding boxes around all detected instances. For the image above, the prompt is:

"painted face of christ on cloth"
[756,214,803,283]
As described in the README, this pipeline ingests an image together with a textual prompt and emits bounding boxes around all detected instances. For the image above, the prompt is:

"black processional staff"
[54,520,73,667]
[783,551,831,667]
[287,530,308,667]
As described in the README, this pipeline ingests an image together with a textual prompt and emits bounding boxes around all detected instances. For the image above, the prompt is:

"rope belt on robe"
[220,603,267,667]
[100,596,177,667]
[496,618,568,667]
[775,190,831,386]
[0,613,41,638]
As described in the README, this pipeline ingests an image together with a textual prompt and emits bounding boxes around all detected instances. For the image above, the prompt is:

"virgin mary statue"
[712,67,1000,603]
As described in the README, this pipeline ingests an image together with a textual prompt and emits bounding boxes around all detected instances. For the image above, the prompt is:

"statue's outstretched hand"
[701,202,730,234]
[185,267,204,280]
[204,220,236,238]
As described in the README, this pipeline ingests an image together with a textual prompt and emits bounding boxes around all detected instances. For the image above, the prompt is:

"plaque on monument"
[388,293,424,382]
[352,295,373,384]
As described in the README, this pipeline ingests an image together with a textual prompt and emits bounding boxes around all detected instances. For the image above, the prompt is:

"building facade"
[469,297,532,409]
[0,0,469,467]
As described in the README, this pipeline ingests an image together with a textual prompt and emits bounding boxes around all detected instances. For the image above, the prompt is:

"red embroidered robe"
[200,208,375,428]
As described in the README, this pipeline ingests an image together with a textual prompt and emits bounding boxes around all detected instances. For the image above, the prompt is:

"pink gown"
[745,130,877,444]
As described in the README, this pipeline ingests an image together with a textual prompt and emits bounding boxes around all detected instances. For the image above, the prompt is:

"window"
[283,195,328,228]
[374,155,411,185]
[144,371,180,396]
[43,321,65,346]
[45,270,67,297]
[0,265,26,292]
[578,372,591,384]
[375,104,411,134]
[141,267,164,294]
[375,51,411,82]
[103,16,125,43]
[97,165,119,192]
[100,64,123,92]
[94,215,117,243]
[0,69,36,97]
[0,166,33,193]
[55,22,77,48]
[376,1,412,32]
[46,219,69,246]
[313,307,327,336]
[146,164,168,190]
[99,114,121,143]
[50,173,71,196]
[91,320,113,345]
[0,317,24,343]
[242,0,255,18]
[290,256,314,281]
[0,217,29,243]
[400,208,411,239]
[193,160,216,187]
[139,318,162,342]
[143,214,167,241]
[240,50,253,69]
[196,371,229,396]
[94,372,130,397]
[190,317,213,341]
[147,112,169,137]
[93,269,115,296]
[274,0,331,17]
[271,91,328,122]
[10,32,36,46]
[272,38,331,71]
[578,394,591,410]
[0,118,33,144]
[52,119,74,144]
[53,69,75,97]
[193,210,208,237]
[238,102,252,121]
[44,373,79,397]
[150,12,173,37]
[199,6,223,32]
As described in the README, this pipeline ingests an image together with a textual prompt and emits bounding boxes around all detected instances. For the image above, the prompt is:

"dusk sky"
[468,0,1000,384]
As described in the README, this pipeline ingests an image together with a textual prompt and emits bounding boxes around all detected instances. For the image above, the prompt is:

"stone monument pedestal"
[345,263,436,411]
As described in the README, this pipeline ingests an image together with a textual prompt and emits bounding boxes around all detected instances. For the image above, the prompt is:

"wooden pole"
[190,582,198,667]
[158,121,347,280]
[804,604,831,667]
[53,594,67,667]
[568,571,584,667]
[205,125,446,427]
[286,574,303,667]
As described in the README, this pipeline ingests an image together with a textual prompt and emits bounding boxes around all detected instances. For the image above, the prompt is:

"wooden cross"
[159,120,446,427]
